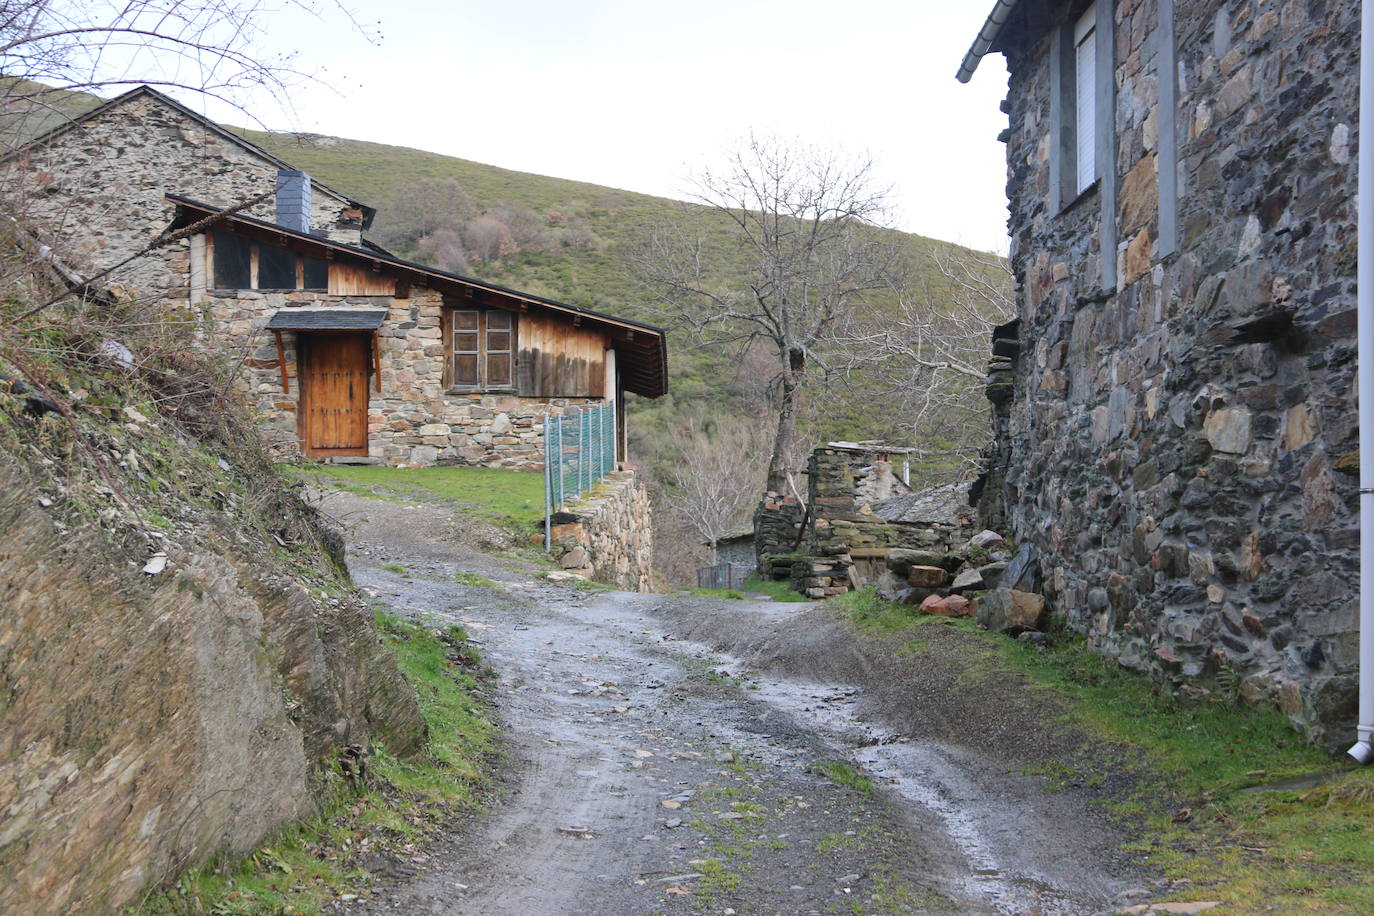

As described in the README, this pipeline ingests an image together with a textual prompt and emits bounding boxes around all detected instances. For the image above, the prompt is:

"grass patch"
[382,563,408,576]
[687,586,746,600]
[740,572,806,602]
[453,571,496,587]
[819,589,1374,912]
[810,761,874,798]
[297,464,545,529]
[829,587,926,632]
[999,634,1374,913]
[133,614,495,915]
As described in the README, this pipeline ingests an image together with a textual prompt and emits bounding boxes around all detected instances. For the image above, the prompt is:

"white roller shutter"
[1074,3,1098,194]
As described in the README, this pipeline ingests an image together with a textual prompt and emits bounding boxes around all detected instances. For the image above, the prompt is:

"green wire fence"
[544,401,616,551]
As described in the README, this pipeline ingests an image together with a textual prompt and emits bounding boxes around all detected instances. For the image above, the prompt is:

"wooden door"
[299,333,370,456]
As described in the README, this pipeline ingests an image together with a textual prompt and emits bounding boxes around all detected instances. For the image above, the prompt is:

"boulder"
[875,571,914,604]
[560,546,589,569]
[950,567,984,591]
[976,588,1046,634]
[977,562,1007,589]
[907,565,948,588]
[1002,543,1040,592]
[920,594,973,618]
[969,529,1006,550]
[885,549,945,577]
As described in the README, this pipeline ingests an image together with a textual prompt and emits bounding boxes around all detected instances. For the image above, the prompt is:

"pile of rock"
[875,530,1049,635]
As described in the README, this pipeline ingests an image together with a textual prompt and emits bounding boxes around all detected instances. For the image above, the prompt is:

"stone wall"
[205,286,600,468]
[1,89,364,294]
[547,471,654,591]
[988,0,1359,741]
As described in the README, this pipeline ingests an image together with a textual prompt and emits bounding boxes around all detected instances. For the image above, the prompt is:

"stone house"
[958,1,1358,740]
[165,195,667,467]
[0,85,373,294]
[3,86,667,468]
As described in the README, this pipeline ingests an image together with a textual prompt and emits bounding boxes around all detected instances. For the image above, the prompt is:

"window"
[450,308,516,390]
[1074,3,1098,194]
[210,229,329,291]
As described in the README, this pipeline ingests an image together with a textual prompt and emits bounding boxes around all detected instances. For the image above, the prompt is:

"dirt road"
[324,490,1143,916]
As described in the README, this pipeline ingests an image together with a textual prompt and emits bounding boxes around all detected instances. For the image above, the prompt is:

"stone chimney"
[275,169,312,234]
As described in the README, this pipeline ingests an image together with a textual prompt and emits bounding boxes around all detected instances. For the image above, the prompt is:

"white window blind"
[1074,3,1098,194]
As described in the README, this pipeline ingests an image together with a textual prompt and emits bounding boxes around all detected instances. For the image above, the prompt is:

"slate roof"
[265,309,387,331]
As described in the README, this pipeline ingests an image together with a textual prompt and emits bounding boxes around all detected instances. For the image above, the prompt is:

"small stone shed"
[756,443,975,598]
[165,196,667,467]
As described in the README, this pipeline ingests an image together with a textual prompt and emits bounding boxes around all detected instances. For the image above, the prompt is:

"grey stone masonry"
[983,0,1359,744]
[546,471,654,591]
[207,285,597,468]
[0,88,365,295]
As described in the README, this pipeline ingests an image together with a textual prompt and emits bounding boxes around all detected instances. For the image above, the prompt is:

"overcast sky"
[195,0,1011,253]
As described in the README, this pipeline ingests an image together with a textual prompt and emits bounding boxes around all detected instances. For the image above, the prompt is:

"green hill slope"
[240,128,1000,473]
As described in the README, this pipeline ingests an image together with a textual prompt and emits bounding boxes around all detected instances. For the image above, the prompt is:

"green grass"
[133,614,495,916]
[297,464,545,528]
[739,572,806,602]
[810,761,875,798]
[821,587,1374,914]
[382,563,408,576]
[687,586,746,600]
[453,571,496,587]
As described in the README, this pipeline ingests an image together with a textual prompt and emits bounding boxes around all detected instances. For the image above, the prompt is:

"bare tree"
[633,135,898,492]
[661,414,768,564]
[841,248,1014,480]
[0,0,375,146]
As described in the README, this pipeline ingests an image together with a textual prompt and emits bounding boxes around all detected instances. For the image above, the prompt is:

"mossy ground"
[830,587,1374,914]
[131,615,497,916]
[294,464,546,529]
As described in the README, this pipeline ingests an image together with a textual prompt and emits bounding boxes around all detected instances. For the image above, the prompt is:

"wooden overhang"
[167,195,668,398]
[263,309,387,395]
[265,308,388,331]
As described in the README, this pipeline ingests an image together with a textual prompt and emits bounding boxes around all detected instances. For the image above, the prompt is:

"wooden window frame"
[445,306,518,393]
[207,229,329,293]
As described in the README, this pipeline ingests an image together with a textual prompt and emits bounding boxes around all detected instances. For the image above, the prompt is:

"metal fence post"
[543,415,552,552]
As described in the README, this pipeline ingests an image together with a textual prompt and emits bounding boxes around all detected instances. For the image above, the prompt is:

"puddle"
[665,640,1114,916]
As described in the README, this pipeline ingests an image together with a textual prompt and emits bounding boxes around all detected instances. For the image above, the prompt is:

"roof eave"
[167,194,669,398]
[956,0,1024,83]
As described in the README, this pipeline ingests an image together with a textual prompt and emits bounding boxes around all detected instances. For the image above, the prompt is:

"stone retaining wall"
[547,470,653,592]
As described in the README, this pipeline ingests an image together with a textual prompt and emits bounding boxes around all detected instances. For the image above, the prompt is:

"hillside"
[238,127,1003,474]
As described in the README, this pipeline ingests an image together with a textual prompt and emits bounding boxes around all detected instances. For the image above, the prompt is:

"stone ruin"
[755,443,978,599]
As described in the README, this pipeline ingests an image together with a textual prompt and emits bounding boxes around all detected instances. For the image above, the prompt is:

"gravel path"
[320,489,1143,916]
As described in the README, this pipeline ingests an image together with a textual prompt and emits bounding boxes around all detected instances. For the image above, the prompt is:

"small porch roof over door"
[266,309,388,331]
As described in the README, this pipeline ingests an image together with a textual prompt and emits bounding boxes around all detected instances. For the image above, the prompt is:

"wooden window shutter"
[453,309,480,387]
[486,310,514,388]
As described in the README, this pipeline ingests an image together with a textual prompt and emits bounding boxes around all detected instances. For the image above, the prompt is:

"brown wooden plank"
[273,329,289,394]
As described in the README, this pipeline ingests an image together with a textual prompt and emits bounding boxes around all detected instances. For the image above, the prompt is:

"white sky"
[193,0,1011,253]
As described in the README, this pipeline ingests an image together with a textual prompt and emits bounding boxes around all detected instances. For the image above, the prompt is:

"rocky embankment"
[0,333,424,914]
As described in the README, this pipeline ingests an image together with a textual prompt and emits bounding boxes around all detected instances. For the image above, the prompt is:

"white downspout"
[1351,0,1374,765]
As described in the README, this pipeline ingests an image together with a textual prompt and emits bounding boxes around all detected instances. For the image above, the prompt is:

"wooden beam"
[372,332,382,393]
[273,330,289,394]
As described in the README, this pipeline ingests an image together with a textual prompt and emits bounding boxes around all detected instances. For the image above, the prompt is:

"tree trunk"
[766,351,805,491]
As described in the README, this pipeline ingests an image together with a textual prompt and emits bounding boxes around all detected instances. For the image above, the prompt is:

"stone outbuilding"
[959,1,1359,741]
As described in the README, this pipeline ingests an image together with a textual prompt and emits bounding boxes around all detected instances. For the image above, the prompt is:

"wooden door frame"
[296,330,373,458]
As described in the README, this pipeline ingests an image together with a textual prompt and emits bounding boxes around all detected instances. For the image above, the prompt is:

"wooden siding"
[329,261,396,296]
[516,311,609,398]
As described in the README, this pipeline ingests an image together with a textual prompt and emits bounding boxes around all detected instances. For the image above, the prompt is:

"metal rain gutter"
[1352,0,1374,766]
[957,0,1021,83]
